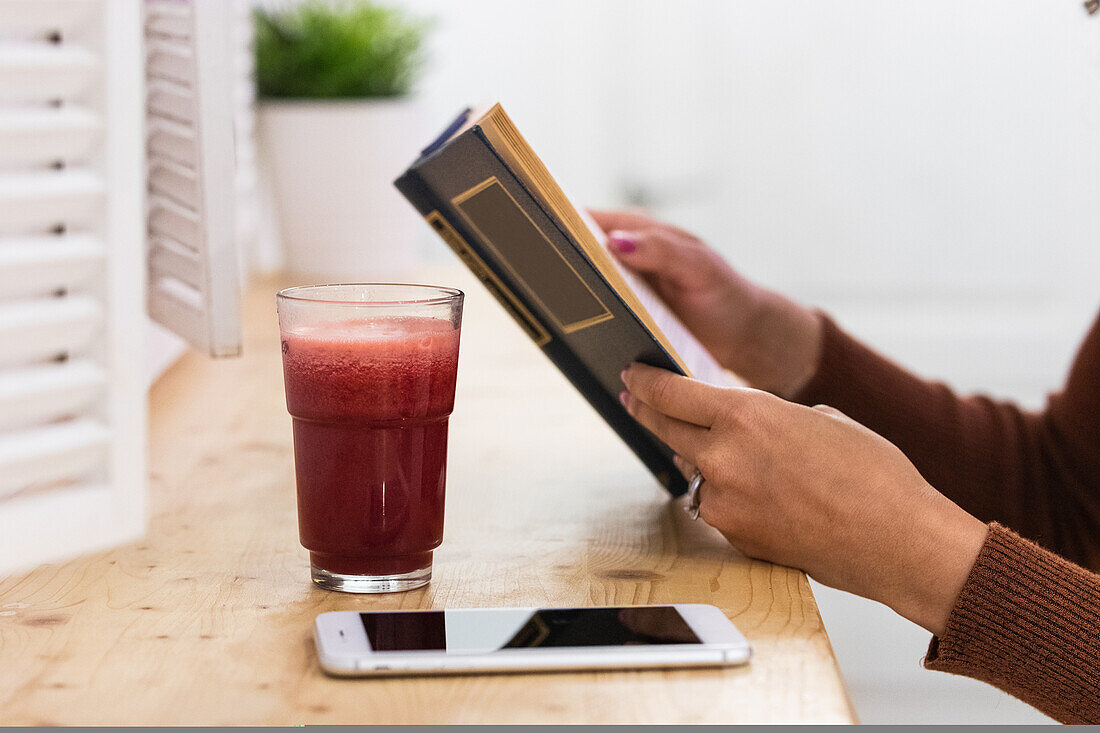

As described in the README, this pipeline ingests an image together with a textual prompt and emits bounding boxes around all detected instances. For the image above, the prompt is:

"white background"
[249,0,1100,722]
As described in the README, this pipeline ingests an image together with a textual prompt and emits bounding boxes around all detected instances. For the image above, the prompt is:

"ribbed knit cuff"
[791,313,908,414]
[925,523,1100,724]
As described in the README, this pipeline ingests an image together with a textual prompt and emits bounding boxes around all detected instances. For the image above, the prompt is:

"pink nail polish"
[608,231,636,254]
[620,368,629,385]
[619,390,631,409]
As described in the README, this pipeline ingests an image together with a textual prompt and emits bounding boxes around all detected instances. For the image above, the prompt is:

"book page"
[578,210,740,387]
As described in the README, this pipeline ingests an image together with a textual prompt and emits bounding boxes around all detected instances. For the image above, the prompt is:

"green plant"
[254,2,429,99]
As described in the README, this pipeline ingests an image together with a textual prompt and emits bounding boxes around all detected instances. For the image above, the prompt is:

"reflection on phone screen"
[359,607,702,653]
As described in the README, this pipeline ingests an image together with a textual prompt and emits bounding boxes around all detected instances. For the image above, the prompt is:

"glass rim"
[276,283,464,307]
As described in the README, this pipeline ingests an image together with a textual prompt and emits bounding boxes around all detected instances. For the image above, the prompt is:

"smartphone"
[314,604,751,677]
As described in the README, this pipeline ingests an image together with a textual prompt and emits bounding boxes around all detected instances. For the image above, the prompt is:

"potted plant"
[254,1,430,280]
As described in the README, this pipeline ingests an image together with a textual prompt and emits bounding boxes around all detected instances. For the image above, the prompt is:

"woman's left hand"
[620,363,988,635]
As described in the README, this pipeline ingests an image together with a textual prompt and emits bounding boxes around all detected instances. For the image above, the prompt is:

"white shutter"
[144,0,242,358]
[233,0,259,276]
[0,0,146,574]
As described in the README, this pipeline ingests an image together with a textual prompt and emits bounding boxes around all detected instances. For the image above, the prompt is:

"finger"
[588,208,662,233]
[620,390,707,461]
[589,208,698,242]
[603,228,696,282]
[812,404,852,422]
[672,454,693,480]
[622,362,723,427]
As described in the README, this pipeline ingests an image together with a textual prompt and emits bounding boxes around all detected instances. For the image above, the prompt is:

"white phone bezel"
[313,604,751,677]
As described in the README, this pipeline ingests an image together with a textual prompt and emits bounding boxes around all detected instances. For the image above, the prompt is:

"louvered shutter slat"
[147,79,195,125]
[0,43,98,102]
[146,39,194,86]
[0,419,110,499]
[0,0,99,33]
[0,233,103,297]
[0,360,105,431]
[144,1,191,39]
[148,158,199,210]
[0,108,100,166]
[148,193,201,245]
[147,118,196,167]
[148,235,202,289]
[147,275,206,350]
[0,170,103,234]
[0,296,101,367]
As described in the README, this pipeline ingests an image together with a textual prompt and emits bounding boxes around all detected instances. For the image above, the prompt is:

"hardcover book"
[395,103,732,497]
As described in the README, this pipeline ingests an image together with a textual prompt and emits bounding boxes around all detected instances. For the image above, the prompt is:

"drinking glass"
[277,284,463,593]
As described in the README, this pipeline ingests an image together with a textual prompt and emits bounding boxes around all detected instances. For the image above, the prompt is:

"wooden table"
[0,268,854,724]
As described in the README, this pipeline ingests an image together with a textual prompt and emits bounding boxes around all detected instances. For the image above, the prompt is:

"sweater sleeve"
[924,523,1100,724]
[793,312,1100,568]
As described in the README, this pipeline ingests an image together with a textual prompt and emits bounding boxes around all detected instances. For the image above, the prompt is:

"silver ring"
[685,468,704,520]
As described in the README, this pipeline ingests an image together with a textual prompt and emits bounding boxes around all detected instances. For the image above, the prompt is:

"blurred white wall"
[394,0,1099,405]
[253,0,1100,722]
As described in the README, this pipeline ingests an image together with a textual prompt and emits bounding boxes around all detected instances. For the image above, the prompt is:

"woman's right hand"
[590,209,823,398]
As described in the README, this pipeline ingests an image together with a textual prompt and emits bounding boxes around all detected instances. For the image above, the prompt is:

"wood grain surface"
[0,267,854,724]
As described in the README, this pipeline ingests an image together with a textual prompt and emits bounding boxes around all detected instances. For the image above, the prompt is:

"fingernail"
[619,390,631,409]
[620,368,630,385]
[608,231,636,254]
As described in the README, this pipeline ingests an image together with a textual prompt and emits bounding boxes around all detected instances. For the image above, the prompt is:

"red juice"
[281,316,460,578]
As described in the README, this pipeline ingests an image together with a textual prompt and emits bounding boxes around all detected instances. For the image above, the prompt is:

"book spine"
[395,167,687,497]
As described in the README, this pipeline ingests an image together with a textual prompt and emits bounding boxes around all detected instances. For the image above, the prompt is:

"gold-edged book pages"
[476,103,733,386]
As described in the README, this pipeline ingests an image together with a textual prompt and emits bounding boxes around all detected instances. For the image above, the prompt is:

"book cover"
[395,107,729,497]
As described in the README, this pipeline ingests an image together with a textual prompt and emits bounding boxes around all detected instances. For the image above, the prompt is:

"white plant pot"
[256,98,427,282]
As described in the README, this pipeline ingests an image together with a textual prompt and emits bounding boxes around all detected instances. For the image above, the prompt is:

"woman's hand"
[620,362,988,636]
[591,209,822,398]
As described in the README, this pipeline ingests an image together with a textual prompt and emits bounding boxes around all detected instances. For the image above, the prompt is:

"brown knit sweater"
[794,310,1100,724]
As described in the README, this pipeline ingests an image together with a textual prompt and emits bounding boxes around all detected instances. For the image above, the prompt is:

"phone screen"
[359,606,702,653]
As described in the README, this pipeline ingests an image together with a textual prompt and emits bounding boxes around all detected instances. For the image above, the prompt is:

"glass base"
[310,562,431,593]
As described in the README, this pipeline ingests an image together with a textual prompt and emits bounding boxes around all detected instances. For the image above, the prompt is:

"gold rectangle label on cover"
[425,211,551,347]
[452,177,614,335]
